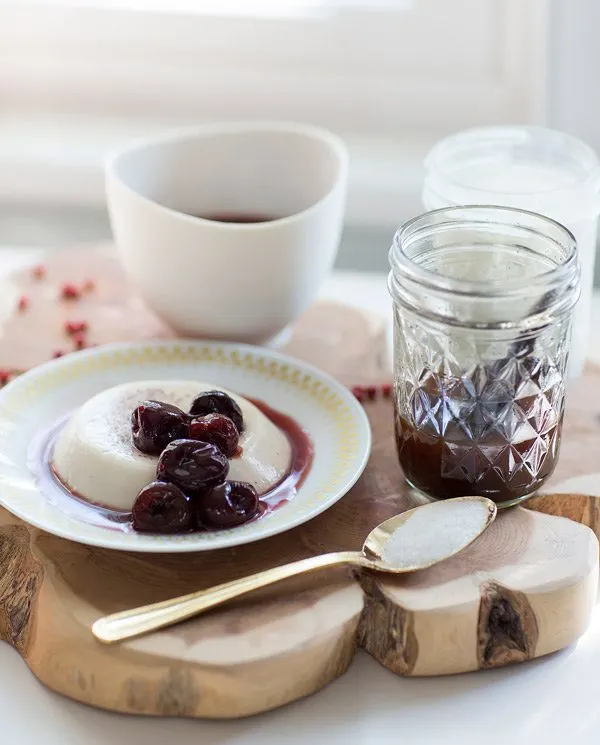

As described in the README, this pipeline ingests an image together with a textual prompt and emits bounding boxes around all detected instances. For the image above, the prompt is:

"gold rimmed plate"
[0,341,371,552]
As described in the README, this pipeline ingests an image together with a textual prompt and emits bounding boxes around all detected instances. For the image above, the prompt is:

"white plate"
[0,341,371,552]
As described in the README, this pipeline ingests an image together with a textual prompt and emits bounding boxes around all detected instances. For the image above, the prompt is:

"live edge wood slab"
[0,246,599,719]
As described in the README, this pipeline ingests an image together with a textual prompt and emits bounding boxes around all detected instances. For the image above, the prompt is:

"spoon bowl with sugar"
[93,496,497,644]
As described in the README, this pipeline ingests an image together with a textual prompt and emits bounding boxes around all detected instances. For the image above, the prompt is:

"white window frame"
[0,0,551,225]
[546,0,600,152]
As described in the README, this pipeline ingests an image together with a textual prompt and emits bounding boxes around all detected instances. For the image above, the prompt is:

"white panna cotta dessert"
[51,381,292,510]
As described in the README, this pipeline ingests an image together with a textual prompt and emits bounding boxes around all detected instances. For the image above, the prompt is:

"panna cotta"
[52,380,292,510]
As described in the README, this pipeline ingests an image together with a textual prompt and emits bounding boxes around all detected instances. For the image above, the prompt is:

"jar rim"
[424,126,600,198]
[389,205,578,300]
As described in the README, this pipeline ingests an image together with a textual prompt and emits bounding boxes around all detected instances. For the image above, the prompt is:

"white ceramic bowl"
[105,122,348,344]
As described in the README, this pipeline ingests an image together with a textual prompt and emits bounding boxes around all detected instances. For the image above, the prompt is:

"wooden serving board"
[0,246,599,719]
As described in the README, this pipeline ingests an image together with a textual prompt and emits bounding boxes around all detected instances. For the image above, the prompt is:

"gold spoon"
[93,496,496,644]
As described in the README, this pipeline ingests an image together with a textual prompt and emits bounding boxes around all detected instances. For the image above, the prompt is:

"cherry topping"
[131,400,189,455]
[189,390,244,432]
[132,481,194,533]
[189,413,239,457]
[197,481,259,528]
[157,439,228,491]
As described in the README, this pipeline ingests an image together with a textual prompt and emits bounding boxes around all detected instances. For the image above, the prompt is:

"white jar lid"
[423,126,600,223]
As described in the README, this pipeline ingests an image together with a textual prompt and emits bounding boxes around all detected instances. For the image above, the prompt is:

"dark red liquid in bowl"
[197,212,279,224]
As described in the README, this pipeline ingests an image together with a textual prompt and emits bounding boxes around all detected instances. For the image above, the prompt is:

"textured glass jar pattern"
[389,206,580,507]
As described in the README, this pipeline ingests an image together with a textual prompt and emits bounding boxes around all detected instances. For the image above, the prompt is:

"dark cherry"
[157,439,228,491]
[131,481,194,534]
[197,480,259,529]
[131,400,189,456]
[189,413,239,457]
[189,390,244,432]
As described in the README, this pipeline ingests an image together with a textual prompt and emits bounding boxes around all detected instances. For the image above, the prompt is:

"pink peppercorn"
[352,386,365,402]
[65,320,88,336]
[72,333,86,350]
[61,283,80,300]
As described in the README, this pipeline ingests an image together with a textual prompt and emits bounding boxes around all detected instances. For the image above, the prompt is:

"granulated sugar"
[381,498,493,569]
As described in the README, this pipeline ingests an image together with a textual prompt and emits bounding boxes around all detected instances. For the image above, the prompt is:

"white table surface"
[1,247,600,745]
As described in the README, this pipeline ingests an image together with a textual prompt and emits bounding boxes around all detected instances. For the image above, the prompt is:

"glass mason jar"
[388,206,580,508]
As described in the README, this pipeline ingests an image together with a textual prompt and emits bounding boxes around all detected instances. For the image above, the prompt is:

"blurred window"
[0,0,550,226]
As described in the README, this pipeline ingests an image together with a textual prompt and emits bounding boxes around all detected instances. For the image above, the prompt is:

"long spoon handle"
[92,550,363,644]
